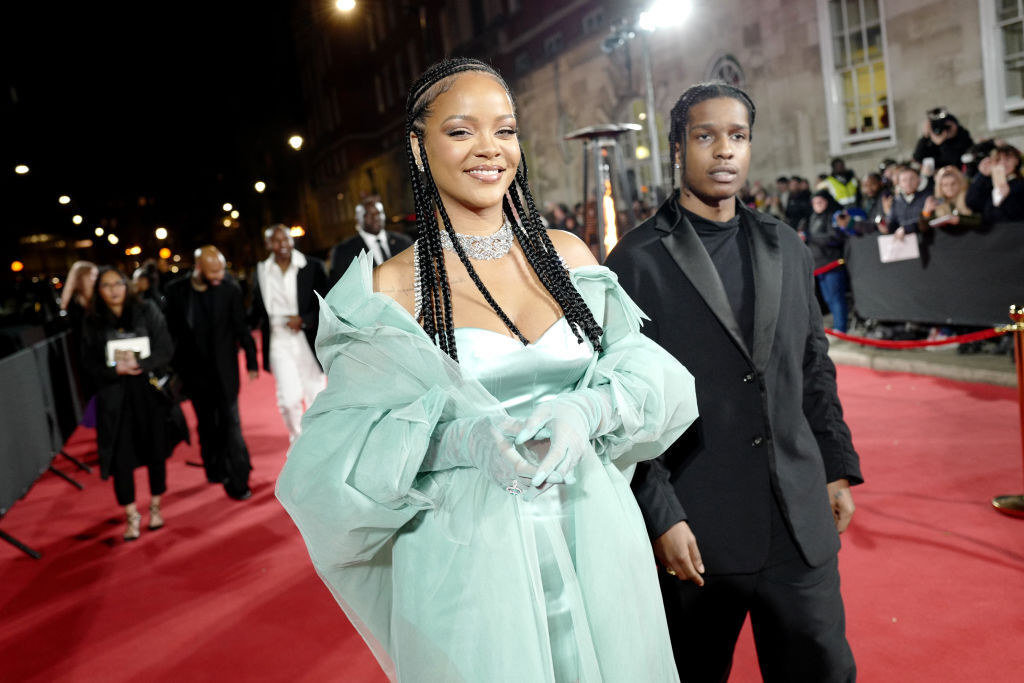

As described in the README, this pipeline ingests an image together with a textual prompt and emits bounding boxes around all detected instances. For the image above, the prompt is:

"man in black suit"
[164,246,258,500]
[606,83,862,682]
[328,196,412,285]
[250,224,328,442]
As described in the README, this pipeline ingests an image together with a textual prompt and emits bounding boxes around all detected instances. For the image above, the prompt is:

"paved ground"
[828,332,1018,387]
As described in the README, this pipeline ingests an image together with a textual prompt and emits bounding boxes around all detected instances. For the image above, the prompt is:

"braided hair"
[406,57,603,361]
[667,81,756,191]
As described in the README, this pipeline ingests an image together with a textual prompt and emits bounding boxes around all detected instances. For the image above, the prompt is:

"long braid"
[406,57,605,359]
[668,81,757,191]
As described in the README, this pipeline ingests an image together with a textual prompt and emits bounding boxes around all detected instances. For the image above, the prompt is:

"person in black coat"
[164,246,259,500]
[82,267,177,541]
[250,224,328,441]
[328,196,413,285]
[965,143,1024,224]
[606,82,862,682]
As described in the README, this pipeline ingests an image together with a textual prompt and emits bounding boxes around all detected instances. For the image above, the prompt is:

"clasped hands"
[434,396,597,501]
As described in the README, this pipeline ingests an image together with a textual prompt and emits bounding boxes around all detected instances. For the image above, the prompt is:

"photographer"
[913,108,973,172]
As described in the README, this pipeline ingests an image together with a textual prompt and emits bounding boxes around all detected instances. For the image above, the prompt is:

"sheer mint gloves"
[421,415,540,493]
[515,388,620,488]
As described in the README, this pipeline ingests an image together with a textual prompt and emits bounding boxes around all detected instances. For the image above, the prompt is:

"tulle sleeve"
[572,266,699,469]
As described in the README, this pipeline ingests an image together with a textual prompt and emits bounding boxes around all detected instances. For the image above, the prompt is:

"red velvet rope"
[824,327,1008,348]
[813,259,845,276]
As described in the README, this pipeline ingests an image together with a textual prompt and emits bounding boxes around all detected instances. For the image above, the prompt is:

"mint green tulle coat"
[277,254,698,682]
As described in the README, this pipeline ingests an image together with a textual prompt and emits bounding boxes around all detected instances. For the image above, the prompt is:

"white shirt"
[357,228,390,266]
[258,250,307,328]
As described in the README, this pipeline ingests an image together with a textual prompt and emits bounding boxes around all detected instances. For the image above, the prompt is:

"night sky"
[3,2,305,255]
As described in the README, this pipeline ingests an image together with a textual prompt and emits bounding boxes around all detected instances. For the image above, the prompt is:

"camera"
[927,107,952,136]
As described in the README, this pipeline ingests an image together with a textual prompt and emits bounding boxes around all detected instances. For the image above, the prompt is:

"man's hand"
[286,315,304,331]
[247,370,259,381]
[827,478,855,533]
[653,521,705,586]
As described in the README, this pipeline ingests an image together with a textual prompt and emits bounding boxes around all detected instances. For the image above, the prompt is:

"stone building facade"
[297,0,1024,251]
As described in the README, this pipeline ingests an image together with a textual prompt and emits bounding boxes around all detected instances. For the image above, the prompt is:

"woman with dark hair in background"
[82,267,175,541]
[132,259,165,310]
[966,144,1024,223]
[277,58,697,681]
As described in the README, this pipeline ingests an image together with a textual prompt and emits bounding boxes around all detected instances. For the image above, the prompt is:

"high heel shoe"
[148,499,164,530]
[124,508,142,541]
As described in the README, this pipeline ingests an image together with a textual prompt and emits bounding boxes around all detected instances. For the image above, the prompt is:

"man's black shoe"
[226,488,252,501]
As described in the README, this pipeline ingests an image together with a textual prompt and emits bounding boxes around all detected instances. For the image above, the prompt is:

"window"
[582,8,605,34]
[515,52,531,75]
[981,0,1024,129]
[816,0,895,153]
[543,32,564,57]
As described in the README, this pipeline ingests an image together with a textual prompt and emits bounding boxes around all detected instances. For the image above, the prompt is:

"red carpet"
[2,362,1023,681]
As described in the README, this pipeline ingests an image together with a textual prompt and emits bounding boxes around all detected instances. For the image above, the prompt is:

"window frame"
[816,0,897,154]
[980,0,1024,130]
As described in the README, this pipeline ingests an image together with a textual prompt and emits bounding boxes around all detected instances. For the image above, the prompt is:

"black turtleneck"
[680,204,755,350]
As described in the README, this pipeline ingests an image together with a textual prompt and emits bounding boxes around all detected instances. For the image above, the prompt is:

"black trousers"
[189,384,252,497]
[660,496,856,683]
[111,412,167,506]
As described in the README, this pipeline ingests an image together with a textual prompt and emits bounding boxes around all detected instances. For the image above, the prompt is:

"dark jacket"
[965,174,1024,224]
[805,210,846,269]
[913,125,973,170]
[785,189,813,230]
[250,252,328,373]
[164,274,258,399]
[605,196,862,573]
[81,299,174,478]
[889,186,932,233]
[329,230,413,285]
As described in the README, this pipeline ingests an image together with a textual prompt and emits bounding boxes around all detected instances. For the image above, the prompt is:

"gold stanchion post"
[992,304,1024,517]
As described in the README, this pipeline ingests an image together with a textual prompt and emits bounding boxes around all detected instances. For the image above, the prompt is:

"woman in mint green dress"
[277,58,698,682]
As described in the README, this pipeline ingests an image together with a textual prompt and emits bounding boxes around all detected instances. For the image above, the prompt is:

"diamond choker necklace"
[439,219,513,260]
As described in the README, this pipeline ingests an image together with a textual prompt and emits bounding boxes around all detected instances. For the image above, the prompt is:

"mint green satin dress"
[277,253,698,682]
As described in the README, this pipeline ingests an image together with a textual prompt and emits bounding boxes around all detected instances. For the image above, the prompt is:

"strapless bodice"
[454,318,593,419]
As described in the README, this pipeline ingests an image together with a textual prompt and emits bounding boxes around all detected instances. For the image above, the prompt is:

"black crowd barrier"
[845,223,1024,327]
[0,331,86,557]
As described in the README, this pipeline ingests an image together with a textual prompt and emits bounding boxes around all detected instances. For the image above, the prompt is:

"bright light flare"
[602,179,619,256]
[223,218,232,227]
[336,0,356,12]
[14,164,29,175]
[254,180,266,193]
[230,210,239,219]
[155,226,168,240]
[635,145,651,160]
[107,233,120,245]
[59,195,71,205]
[94,227,105,237]
[72,215,83,225]
[11,261,25,272]
[288,135,304,151]
[638,0,691,32]
[290,225,305,237]
[159,247,172,259]
[222,202,233,212]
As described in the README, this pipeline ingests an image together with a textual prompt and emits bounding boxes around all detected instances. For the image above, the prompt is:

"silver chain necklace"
[439,219,513,260]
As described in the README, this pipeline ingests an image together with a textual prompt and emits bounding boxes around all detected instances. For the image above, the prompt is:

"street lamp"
[15,164,29,175]
[222,202,233,212]
[72,214,83,225]
[602,0,691,203]
[107,233,119,245]
[254,180,266,193]
[58,195,71,205]
[288,134,304,151]
[335,0,356,11]
[155,226,168,240]
[94,227,104,237]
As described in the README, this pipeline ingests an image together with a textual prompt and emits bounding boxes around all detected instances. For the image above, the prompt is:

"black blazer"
[249,254,328,373]
[163,274,258,399]
[605,195,863,573]
[328,230,413,285]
